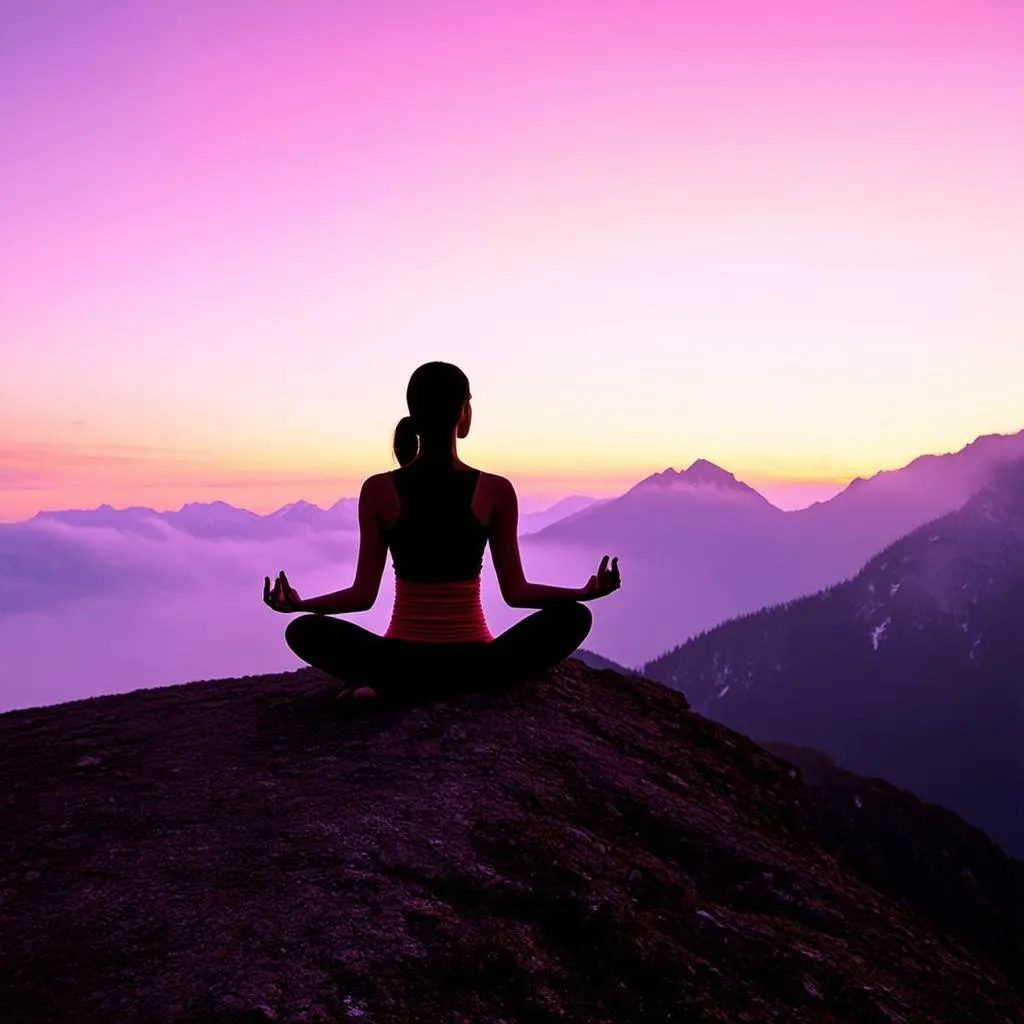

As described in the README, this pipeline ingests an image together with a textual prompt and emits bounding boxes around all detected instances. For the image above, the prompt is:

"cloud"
[0,518,611,713]
[0,521,361,710]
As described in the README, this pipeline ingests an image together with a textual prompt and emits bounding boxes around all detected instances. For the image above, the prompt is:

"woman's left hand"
[581,555,621,601]
[263,570,304,613]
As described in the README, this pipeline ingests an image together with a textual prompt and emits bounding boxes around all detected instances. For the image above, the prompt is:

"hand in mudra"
[582,555,621,601]
[263,570,303,613]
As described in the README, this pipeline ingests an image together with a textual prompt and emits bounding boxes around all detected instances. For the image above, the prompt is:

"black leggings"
[285,602,592,704]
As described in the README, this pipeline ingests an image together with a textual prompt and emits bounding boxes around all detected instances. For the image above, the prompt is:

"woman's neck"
[417,434,461,467]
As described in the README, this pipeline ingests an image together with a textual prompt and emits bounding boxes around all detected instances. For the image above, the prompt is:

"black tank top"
[387,463,489,583]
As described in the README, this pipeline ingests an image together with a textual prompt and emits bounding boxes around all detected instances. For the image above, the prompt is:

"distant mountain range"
[29,497,360,539]
[643,458,1024,856]
[22,494,604,540]
[527,429,1024,664]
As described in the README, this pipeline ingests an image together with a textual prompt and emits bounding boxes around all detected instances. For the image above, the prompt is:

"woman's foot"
[336,686,378,702]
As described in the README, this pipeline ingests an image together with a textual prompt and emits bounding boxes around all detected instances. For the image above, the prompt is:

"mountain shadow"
[1,660,1022,1023]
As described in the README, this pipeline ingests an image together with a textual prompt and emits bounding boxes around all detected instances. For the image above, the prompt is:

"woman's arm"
[489,476,613,608]
[296,476,389,615]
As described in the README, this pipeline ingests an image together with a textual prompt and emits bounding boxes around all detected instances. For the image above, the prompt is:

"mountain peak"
[630,459,767,503]
[174,500,259,518]
[681,458,746,488]
[2,662,1020,1022]
[271,499,323,518]
[179,500,232,510]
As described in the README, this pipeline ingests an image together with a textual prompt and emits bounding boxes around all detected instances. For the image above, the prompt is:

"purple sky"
[2,0,1023,520]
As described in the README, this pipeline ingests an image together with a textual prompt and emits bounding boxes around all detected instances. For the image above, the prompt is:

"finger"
[599,554,609,575]
[263,576,271,604]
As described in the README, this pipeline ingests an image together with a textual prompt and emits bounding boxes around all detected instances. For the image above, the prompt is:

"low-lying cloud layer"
[0,519,606,712]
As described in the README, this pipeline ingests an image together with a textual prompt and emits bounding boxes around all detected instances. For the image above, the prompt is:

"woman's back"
[383,459,493,644]
[387,461,488,584]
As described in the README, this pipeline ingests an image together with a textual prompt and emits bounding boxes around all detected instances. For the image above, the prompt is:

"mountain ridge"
[25,494,602,539]
[643,459,1024,855]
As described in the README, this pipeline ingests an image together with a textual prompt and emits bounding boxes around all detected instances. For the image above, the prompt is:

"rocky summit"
[1,661,1022,1024]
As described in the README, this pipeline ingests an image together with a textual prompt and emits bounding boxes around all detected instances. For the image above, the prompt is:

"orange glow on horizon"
[5,426,1017,522]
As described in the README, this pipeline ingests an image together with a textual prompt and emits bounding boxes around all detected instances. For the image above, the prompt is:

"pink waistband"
[384,576,493,644]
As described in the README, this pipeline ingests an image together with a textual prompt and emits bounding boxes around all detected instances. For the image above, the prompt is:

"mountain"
[1,660,1021,1022]
[267,498,361,531]
[518,495,602,535]
[798,428,1024,533]
[534,459,780,549]
[32,503,168,539]
[163,500,268,538]
[643,458,1024,855]
[21,490,592,543]
[788,428,1024,586]
[524,431,1024,665]
[524,460,799,663]
[29,498,360,541]
[627,458,776,505]
[269,499,326,524]
[324,496,359,528]
[573,647,639,675]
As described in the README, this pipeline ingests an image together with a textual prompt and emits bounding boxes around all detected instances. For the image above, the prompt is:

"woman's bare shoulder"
[359,472,399,515]
[477,470,515,497]
[361,471,396,492]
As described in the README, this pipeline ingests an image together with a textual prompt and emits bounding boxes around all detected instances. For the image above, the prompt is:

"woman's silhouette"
[263,361,620,705]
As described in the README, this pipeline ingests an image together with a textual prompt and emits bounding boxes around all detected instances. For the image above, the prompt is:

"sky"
[2,0,1023,522]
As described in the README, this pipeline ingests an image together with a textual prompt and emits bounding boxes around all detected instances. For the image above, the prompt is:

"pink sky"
[2,0,1023,521]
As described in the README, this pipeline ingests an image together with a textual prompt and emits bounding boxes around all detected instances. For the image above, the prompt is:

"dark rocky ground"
[1,660,1022,1023]
[760,741,1024,996]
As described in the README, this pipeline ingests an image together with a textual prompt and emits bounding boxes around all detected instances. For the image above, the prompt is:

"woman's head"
[393,361,472,466]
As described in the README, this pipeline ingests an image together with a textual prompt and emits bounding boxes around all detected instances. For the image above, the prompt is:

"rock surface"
[761,741,1024,994]
[2,661,1022,1023]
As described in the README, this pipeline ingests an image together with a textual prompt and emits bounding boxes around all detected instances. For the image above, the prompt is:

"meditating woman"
[263,360,621,704]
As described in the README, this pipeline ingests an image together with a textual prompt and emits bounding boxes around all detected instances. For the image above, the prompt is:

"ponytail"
[393,362,470,467]
[393,415,418,466]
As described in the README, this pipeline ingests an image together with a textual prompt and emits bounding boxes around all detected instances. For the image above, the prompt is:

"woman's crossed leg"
[284,602,592,705]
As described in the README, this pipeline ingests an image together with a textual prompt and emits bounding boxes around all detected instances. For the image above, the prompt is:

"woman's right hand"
[581,555,621,601]
[263,570,304,613]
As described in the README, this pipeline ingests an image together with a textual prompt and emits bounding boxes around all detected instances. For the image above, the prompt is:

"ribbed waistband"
[384,576,493,644]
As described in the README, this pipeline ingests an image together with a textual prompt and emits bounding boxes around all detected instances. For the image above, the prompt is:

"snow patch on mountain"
[871,618,891,651]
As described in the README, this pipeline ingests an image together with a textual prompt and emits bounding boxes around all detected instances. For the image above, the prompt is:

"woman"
[263,361,621,705]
